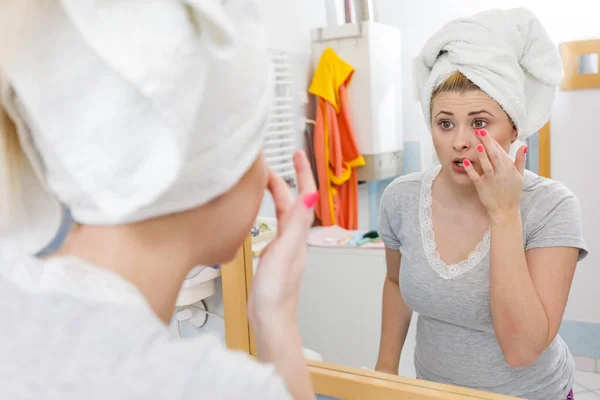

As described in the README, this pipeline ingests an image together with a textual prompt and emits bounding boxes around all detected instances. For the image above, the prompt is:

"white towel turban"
[0,0,273,253]
[414,7,563,141]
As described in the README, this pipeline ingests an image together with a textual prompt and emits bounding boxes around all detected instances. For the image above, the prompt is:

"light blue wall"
[560,321,600,358]
[367,139,422,230]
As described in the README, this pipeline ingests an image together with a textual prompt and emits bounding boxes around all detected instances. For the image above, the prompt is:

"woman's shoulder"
[382,169,432,199]
[0,250,291,399]
[0,248,147,308]
[522,170,578,203]
[521,171,588,260]
[521,170,584,230]
[379,170,430,215]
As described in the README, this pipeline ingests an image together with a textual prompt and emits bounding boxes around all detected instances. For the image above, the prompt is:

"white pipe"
[361,0,374,21]
[352,0,374,22]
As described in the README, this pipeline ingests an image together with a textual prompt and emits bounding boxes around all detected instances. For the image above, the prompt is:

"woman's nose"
[453,126,474,151]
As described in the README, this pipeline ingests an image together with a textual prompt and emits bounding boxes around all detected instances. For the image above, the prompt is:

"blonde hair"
[432,71,480,98]
[429,72,480,121]
[0,100,25,231]
[0,1,44,233]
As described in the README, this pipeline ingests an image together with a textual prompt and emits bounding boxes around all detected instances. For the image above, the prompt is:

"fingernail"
[524,146,528,155]
[478,129,487,137]
[474,129,481,136]
[477,144,484,152]
[463,159,471,167]
[303,192,319,209]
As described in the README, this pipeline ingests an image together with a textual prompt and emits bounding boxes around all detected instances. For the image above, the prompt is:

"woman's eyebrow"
[468,110,494,117]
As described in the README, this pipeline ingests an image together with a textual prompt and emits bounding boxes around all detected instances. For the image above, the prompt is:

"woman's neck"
[54,220,199,325]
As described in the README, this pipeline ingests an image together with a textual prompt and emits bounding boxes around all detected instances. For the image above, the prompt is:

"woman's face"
[191,152,269,265]
[430,89,517,185]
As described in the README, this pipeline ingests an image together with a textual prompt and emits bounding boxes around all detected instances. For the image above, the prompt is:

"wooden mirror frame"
[536,122,551,179]
[560,39,600,91]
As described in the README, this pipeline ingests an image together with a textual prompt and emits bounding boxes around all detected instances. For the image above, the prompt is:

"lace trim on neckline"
[419,165,490,280]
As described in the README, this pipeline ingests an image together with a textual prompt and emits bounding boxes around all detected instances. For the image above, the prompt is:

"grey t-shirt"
[378,165,588,400]
[0,249,292,400]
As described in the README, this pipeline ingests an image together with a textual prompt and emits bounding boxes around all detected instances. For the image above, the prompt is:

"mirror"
[561,39,600,90]
[578,53,599,75]
[240,3,599,400]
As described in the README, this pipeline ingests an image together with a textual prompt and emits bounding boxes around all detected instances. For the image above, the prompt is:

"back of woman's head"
[0,102,23,224]
[0,0,273,254]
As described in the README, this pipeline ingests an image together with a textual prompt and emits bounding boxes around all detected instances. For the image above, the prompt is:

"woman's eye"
[440,120,453,129]
[472,119,488,129]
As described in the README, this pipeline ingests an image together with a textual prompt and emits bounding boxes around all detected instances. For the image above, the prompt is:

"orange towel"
[308,48,365,230]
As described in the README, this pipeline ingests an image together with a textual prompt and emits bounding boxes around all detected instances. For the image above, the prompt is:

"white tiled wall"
[573,370,600,398]
[575,357,600,374]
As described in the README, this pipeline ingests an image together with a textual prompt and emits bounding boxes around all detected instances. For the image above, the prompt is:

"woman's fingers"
[266,169,294,220]
[475,142,494,176]
[267,149,316,218]
[294,150,317,198]
[463,159,481,184]
[291,150,318,229]
[514,144,528,176]
[475,129,504,171]
[266,150,317,242]
[275,151,318,248]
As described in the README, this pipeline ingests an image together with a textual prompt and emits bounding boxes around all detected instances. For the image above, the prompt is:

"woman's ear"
[511,125,518,143]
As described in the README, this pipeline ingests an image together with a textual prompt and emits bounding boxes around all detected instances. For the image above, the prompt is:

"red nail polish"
[524,146,529,155]
[303,192,319,209]
[477,144,484,152]
[463,159,471,167]
[479,129,487,137]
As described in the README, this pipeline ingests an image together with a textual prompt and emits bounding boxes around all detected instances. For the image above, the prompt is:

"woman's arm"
[253,318,314,400]
[464,129,584,368]
[249,152,317,400]
[375,247,413,375]
[489,209,579,368]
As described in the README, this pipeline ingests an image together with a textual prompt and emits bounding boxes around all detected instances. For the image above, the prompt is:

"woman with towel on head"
[375,8,587,400]
[0,1,316,399]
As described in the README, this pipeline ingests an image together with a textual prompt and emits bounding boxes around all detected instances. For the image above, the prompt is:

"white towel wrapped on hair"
[0,0,272,253]
[414,7,563,141]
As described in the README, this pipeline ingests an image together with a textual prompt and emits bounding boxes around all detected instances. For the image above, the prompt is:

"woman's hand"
[463,129,527,221]
[248,151,318,399]
[248,150,318,328]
